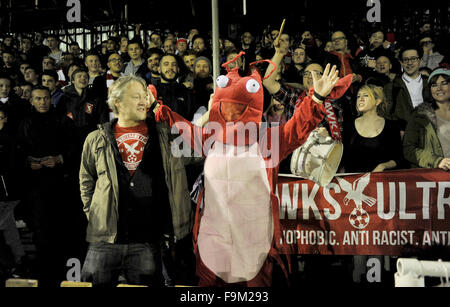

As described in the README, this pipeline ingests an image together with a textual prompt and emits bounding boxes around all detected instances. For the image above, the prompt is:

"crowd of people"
[0,16,449,287]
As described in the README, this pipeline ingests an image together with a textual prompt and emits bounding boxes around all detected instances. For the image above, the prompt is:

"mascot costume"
[155,44,352,286]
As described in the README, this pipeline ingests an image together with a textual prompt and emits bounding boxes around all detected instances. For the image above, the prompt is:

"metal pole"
[211,0,220,91]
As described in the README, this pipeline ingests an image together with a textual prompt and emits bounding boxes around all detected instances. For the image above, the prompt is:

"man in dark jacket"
[383,44,431,134]
[17,86,73,286]
[92,52,124,121]
[324,31,362,84]
[57,69,109,145]
[156,54,195,120]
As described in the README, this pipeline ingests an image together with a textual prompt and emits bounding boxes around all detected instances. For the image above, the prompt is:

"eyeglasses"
[420,41,433,45]
[402,57,420,63]
[293,52,305,56]
[332,37,346,43]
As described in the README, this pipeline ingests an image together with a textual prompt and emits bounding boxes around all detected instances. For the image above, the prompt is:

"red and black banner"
[277,169,450,255]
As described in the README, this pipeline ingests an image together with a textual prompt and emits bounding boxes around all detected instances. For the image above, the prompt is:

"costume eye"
[246,79,260,93]
[216,75,229,88]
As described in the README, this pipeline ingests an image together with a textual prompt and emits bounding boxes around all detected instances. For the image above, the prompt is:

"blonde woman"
[343,84,404,173]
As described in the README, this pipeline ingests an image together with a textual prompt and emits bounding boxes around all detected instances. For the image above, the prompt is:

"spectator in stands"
[187,28,199,48]
[403,68,450,170]
[46,34,63,65]
[24,66,39,86]
[180,50,197,89]
[1,73,31,131]
[19,62,30,79]
[19,36,32,60]
[29,32,50,68]
[41,69,63,107]
[1,48,19,78]
[3,36,15,48]
[80,75,193,287]
[124,38,145,77]
[283,46,310,85]
[343,84,404,173]
[17,86,70,286]
[325,31,362,84]
[84,51,102,85]
[419,22,432,35]
[69,42,82,59]
[117,36,129,62]
[42,56,56,72]
[156,54,194,119]
[176,38,188,57]
[356,29,393,80]
[92,52,124,121]
[61,52,75,71]
[263,34,328,123]
[145,48,163,87]
[106,37,119,53]
[419,34,444,71]
[324,41,333,53]
[192,35,210,59]
[192,56,213,111]
[57,68,108,147]
[149,32,162,49]
[341,84,404,284]
[374,55,397,84]
[163,38,176,55]
[20,82,32,101]
[241,31,256,63]
[383,43,430,135]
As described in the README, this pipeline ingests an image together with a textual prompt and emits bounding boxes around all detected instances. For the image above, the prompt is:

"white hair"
[107,74,147,115]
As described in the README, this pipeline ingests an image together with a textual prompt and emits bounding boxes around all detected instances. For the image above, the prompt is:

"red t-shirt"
[114,122,149,176]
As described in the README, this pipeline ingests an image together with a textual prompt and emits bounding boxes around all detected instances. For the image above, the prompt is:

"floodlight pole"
[211,0,220,91]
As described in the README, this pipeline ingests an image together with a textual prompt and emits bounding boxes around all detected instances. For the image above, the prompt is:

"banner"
[276,168,450,255]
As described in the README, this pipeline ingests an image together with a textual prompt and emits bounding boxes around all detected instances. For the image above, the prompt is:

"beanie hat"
[428,68,450,83]
[176,38,187,45]
[193,56,212,72]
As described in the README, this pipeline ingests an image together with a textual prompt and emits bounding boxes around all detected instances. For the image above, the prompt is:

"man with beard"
[192,56,213,113]
[155,54,194,120]
[144,48,164,87]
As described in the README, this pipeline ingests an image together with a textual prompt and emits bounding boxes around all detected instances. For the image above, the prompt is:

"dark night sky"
[0,0,448,35]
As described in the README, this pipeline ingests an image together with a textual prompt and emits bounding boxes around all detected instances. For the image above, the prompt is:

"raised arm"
[278,64,344,158]
[262,21,289,94]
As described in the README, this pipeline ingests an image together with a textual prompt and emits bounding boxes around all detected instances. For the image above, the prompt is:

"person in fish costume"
[155,49,352,286]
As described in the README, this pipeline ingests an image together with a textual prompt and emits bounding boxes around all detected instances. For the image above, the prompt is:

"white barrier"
[395,258,450,287]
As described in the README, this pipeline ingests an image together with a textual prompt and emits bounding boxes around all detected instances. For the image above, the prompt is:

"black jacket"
[57,85,109,144]
[17,108,74,163]
[102,118,172,244]
[0,95,32,135]
[156,82,195,120]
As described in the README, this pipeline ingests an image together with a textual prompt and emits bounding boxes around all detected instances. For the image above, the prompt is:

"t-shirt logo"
[84,103,94,114]
[116,133,148,174]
